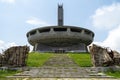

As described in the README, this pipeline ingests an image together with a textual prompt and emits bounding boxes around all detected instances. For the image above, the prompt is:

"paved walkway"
[43,54,77,67]
[7,54,118,79]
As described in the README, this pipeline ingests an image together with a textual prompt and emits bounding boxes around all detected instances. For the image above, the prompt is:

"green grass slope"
[0,70,20,78]
[68,52,92,67]
[27,52,53,67]
[27,52,92,67]
[105,69,120,78]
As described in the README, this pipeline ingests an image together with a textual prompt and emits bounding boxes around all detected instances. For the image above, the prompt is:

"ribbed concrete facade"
[26,26,94,52]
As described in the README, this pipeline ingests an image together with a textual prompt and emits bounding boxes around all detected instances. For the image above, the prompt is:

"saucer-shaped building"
[26,5,94,53]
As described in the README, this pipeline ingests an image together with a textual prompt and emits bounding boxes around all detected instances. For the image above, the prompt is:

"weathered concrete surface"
[27,26,94,52]
[7,54,114,79]
[4,78,120,80]
[9,67,113,78]
[44,54,78,67]
[26,5,94,52]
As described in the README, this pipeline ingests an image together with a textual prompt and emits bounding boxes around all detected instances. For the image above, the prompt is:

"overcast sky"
[0,0,120,52]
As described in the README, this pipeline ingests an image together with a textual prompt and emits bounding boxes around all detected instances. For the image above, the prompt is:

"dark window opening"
[91,33,94,37]
[30,30,36,35]
[54,50,65,53]
[85,30,91,35]
[39,28,50,33]
[54,28,67,31]
[71,28,82,33]
[27,34,29,37]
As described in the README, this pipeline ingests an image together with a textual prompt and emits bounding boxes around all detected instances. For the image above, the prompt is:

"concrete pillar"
[58,4,64,26]
[81,43,88,52]
[34,43,38,51]
[85,44,89,52]
[50,28,54,32]
[67,28,70,32]
[33,46,35,51]
[81,30,84,34]
[36,30,39,34]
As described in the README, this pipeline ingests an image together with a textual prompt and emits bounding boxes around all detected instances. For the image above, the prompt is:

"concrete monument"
[26,5,94,53]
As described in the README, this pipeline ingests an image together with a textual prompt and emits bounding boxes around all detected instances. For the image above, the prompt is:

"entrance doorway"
[54,49,65,53]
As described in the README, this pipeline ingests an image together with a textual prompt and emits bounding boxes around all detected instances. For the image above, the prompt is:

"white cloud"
[93,25,120,52]
[102,25,120,51]
[91,3,120,52]
[92,3,120,30]
[26,17,50,26]
[0,40,17,53]
[0,0,16,4]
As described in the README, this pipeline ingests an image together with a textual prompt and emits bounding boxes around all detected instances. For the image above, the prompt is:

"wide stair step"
[7,54,114,78]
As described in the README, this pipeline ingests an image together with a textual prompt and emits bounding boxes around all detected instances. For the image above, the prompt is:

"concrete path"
[7,54,118,79]
[6,78,120,80]
[44,54,78,67]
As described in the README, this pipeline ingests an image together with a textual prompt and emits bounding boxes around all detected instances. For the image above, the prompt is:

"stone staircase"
[43,54,78,67]
[7,54,114,78]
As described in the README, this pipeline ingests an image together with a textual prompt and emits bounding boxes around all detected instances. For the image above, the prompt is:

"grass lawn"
[27,52,92,67]
[68,52,92,67]
[1,52,120,78]
[0,70,20,78]
[105,69,120,78]
[27,52,53,67]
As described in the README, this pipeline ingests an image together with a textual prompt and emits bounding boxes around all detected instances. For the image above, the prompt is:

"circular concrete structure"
[26,5,94,52]
[26,26,94,52]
